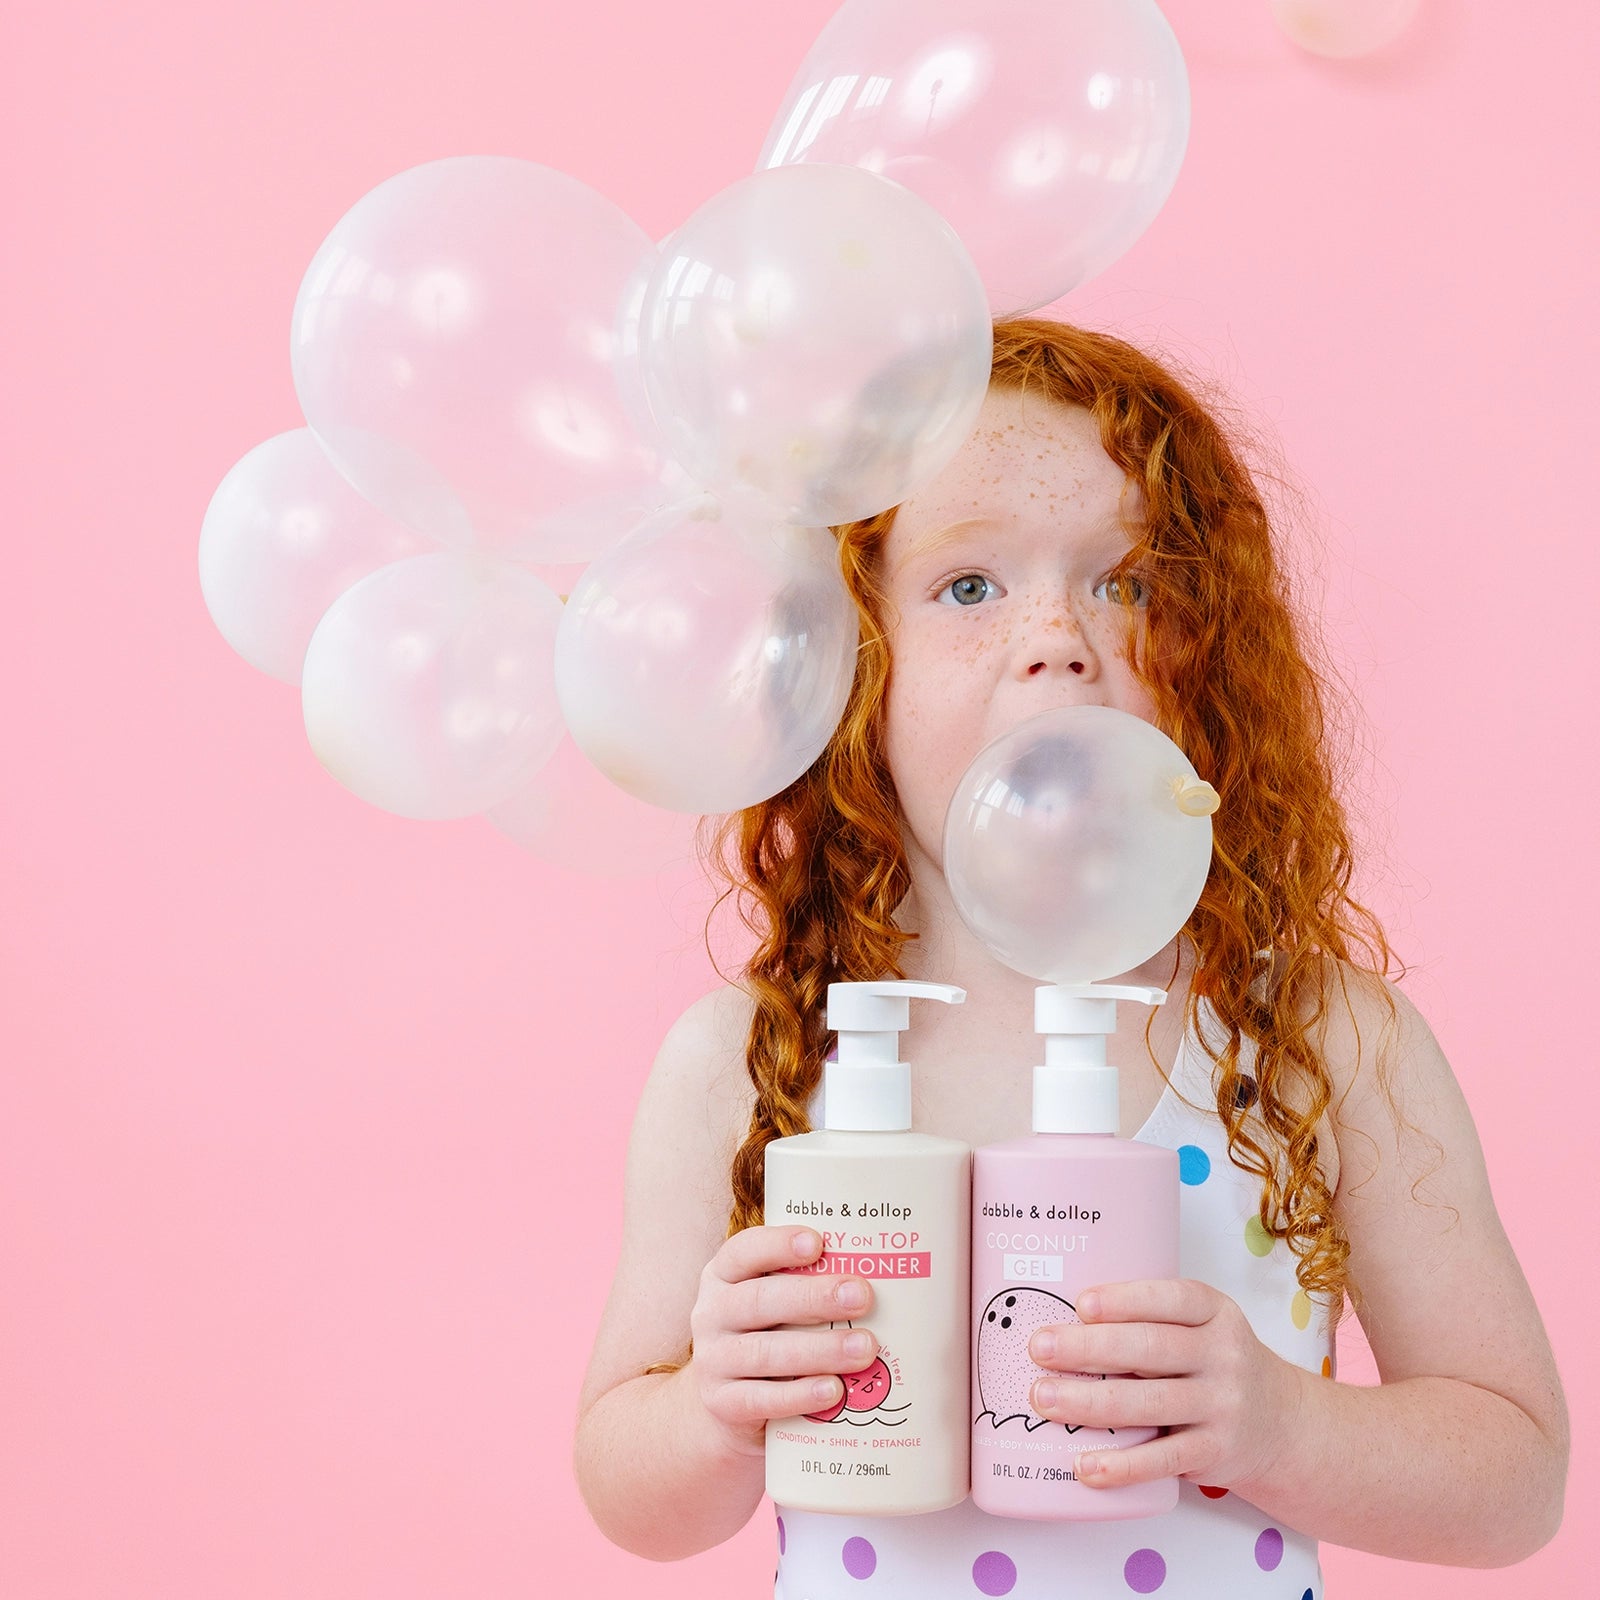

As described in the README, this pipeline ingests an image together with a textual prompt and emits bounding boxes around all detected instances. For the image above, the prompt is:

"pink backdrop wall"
[3,1,1592,1595]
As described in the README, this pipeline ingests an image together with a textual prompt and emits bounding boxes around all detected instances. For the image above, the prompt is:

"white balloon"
[290,156,673,563]
[554,494,859,812]
[198,429,436,685]
[301,552,565,820]
[636,163,993,525]
[943,705,1216,983]
[759,0,1191,315]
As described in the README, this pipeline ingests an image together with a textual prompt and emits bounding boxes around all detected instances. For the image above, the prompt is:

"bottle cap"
[822,980,966,1131]
[1033,982,1167,1135]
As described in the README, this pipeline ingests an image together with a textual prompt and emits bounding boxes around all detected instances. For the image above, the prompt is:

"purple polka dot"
[777,1515,786,1555]
[842,1536,877,1579]
[1254,1527,1284,1571]
[972,1549,1017,1595]
[1124,1547,1167,1592]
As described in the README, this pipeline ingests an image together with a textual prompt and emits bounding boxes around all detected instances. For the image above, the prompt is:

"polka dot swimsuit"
[773,995,1331,1599]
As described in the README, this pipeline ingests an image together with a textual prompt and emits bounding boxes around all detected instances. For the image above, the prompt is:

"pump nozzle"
[828,980,967,1061]
[1033,981,1168,1135]
[1035,982,1167,1040]
[821,980,966,1131]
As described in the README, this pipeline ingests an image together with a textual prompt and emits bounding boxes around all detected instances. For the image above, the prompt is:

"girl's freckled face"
[880,386,1158,881]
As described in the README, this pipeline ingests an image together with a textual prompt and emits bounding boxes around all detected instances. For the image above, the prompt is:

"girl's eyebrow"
[890,516,997,573]
[893,512,1141,576]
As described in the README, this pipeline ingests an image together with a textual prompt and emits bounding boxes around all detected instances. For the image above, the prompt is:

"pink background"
[2,1,1592,1595]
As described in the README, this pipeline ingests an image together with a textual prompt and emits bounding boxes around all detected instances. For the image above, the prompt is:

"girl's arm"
[572,985,884,1560]
[572,986,765,1559]
[1233,968,1569,1563]
[1027,965,1569,1566]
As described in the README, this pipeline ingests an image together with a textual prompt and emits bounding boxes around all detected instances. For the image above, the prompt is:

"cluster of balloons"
[200,0,1193,874]
[943,705,1220,985]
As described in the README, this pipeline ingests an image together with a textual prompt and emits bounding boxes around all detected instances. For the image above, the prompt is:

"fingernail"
[843,1331,873,1358]
[793,1231,819,1258]
[1078,1454,1100,1476]
[1034,1380,1058,1410]
[813,1377,841,1403]
[837,1282,868,1309]
[1078,1290,1101,1319]
[1031,1330,1056,1361]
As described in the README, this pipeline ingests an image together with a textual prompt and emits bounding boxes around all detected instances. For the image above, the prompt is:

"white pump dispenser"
[1032,982,1168,1134]
[823,980,967,1131]
[764,977,973,1516]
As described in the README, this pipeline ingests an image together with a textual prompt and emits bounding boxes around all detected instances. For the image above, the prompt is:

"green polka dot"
[1244,1215,1274,1256]
[1291,1290,1311,1329]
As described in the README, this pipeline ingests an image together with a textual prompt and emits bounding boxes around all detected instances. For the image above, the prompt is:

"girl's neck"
[889,859,1193,1021]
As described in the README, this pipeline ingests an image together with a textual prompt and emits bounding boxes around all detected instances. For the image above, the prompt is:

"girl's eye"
[938,574,998,607]
[1095,572,1150,607]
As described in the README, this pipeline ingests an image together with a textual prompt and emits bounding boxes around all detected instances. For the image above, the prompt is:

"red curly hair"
[648,317,1405,1375]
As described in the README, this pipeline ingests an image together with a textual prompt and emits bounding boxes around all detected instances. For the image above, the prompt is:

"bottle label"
[969,1156,1179,1514]
[785,1245,932,1279]
[765,1153,972,1512]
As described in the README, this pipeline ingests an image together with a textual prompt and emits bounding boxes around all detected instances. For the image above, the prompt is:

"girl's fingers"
[735,1268,873,1334]
[701,1227,875,1335]
[706,1373,852,1429]
[1072,1431,1202,1491]
[1029,1374,1199,1430]
[717,1325,879,1381]
[1074,1279,1220,1327]
[1029,1319,1198,1376]
[707,1224,828,1286]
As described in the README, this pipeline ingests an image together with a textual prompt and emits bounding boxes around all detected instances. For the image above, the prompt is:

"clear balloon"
[636,163,993,525]
[757,0,1190,316]
[1271,0,1421,59]
[942,705,1217,984]
[612,233,671,456]
[290,156,672,564]
[554,494,860,812]
[198,429,437,685]
[483,735,703,877]
[301,552,566,821]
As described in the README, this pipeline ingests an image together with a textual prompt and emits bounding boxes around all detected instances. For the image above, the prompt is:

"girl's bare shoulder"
[644,982,758,1153]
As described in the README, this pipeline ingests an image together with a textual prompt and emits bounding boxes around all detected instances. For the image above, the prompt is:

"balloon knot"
[1172,777,1221,816]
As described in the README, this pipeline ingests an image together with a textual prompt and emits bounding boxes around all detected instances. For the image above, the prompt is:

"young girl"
[572,318,1568,1596]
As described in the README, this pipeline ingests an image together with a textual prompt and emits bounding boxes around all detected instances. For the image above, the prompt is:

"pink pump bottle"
[970,982,1180,1520]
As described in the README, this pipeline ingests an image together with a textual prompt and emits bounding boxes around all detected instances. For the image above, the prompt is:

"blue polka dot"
[1302,1591,1313,1600]
[1177,1144,1211,1184]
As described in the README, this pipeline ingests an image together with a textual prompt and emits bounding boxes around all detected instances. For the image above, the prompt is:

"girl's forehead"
[889,396,1145,563]
[907,391,1132,510]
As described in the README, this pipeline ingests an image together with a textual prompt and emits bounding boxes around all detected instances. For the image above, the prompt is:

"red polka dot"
[1198,1484,1229,1498]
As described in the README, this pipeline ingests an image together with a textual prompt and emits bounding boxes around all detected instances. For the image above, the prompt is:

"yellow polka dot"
[1321,1356,1333,1378]
[1291,1290,1312,1330]
[1244,1215,1273,1256]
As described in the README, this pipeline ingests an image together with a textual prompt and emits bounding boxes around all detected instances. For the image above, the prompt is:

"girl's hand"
[685,1225,880,1460]
[1026,1279,1306,1492]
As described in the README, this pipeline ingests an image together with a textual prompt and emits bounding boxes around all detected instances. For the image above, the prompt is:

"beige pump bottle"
[764,979,972,1515]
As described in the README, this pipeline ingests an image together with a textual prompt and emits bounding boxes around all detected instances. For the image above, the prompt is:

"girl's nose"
[1013,599,1099,681]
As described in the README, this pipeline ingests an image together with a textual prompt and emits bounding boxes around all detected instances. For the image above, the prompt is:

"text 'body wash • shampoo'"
[764,980,972,1515]
[971,983,1180,1520]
